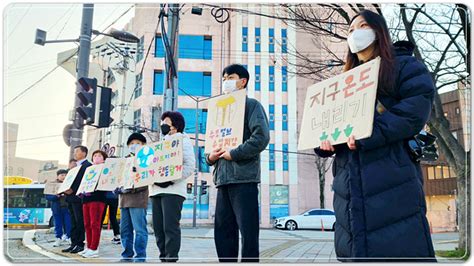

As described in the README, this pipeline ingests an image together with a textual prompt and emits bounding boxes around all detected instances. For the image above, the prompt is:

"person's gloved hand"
[154,181,174,188]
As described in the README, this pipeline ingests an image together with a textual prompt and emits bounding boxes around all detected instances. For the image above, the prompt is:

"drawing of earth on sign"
[137,146,155,168]
[215,95,237,127]
[85,169,97,181]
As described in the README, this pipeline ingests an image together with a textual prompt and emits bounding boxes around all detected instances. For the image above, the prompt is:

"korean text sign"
[298,57,381,150]
[204,89,246,154]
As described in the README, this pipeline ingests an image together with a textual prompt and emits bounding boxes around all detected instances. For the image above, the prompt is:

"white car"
[274,209,336,231]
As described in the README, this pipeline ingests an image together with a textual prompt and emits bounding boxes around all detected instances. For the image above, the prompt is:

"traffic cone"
[321,219,325,232]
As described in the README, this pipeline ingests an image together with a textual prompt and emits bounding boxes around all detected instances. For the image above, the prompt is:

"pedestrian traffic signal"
[77,77,97,125]
[201,180,208,195]
[76,77,115,128]
[187,183,193,194]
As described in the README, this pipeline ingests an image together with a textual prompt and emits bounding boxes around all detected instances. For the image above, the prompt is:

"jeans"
[151,194,185,262]
[214,183,260,262]
[83,202,106,250]
[120,207,148,261]
[51,203,71,239]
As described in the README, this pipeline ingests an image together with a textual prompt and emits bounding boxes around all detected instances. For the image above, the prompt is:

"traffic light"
[77,77,97,125]
[201,180,208,195]
[187,183,193,194]
[76,77,115,128]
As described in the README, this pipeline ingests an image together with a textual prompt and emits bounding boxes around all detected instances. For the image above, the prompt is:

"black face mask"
[161,124,171,135]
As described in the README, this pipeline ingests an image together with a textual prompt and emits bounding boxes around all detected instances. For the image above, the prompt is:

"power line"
[3,134,63,143]
[6,4,32,39]
[4,4,136,109]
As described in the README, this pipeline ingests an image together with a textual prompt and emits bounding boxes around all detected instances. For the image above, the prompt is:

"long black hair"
[344,10,396,97]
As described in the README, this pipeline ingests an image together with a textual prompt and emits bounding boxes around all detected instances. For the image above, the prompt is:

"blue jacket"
[315,41,436,261]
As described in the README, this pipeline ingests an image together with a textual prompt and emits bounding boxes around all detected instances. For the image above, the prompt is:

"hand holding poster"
[204,89,246,154]
[76,164,104,195]
[57,165,82,194]
[96,158,128,191]
[132,135,184,188]
[122,157,136,190]
[298,57,381,150]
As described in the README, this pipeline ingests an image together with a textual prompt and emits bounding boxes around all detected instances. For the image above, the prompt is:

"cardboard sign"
[96,158,128,191]
[76,164,104,195]
[57,166,82,194]
[38,170,59,184]
[131,135,184,188]
[298,57,381,150]
[43,182,62,195]
[204,89,246,154]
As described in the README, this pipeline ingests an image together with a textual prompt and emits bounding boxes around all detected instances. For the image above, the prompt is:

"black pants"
[214,183,259,262]
[68,201,85,248]
[151,194,185,262]
[101,198,120,236]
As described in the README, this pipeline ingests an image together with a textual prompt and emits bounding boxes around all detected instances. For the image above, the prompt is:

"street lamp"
[34,28,140,46]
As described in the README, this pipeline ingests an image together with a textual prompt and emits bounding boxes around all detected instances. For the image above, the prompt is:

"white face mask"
[129,144,140,154]
[222,80,239,94]
[347,29,376,54]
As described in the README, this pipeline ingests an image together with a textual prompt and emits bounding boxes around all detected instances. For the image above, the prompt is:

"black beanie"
[127,133,147,145]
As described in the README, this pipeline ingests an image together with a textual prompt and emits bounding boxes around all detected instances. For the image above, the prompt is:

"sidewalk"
[33,226,338,263]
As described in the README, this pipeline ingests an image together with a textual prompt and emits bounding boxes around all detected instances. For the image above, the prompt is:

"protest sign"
[76,164,104,195]
[204,89,246,154]
[57,166,81,194]
[298,57,381,150]
[96,158,128,191]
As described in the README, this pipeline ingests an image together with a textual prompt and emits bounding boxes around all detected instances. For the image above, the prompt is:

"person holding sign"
[315,10,435,261]
[149,111,196,262]
[118,133,149,263]
[45,169,71,247]
[205,64,270,262]
[77,150,108,258]
[62,145,92,254]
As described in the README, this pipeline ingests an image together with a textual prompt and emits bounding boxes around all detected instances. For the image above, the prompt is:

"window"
[321,210,334,215]
[133,109,141,127]
[179,72,212,97]
[442,166,450,179]
[269,144,275,171]
[452,131,458,140]
[269,28,275,53]
[282,105,288,131]
[456,107,460,115]
[282,66,288,92]
[281,29,288,53]
[155,34,212,60]
[283,144,289,171]
[153,70,164,95]
[179,35,212,60]
[255,28,261,52]
[435,166,443,179]
[427,167,435,180]
[269,105,275,130]
[179,108,208,134]
[197,147,210,173]
[135,73,143,99]
[5,188,50,208]
[269,66,275,91]
[309,210,322,216]
[449,166,457,178]
[155,34,165,57]
[137,36,145,62]
[242,27,248,52]
[255,65,261,91]
[151,107,160,132]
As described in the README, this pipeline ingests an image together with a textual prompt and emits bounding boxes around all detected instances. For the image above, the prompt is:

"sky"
[3,3,136,165]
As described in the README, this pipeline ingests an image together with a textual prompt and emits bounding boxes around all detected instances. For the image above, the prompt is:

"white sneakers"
[61,235,71,245]
[81,249,99,258]
[53,238,62,247]
[77,248,90,256]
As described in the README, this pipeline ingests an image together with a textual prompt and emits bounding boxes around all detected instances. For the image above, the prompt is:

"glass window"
[133,109,141,127]
[154,70,164,95]
[309,210,322,216]
[155,34,165,58]
[179,35,212,60]
[151,107,160,132]
[427,167,435,180]
[442,166,451,179]
[435,166,443,179]
[178,108,208,134]
[178,71,212,97]
[242,27,248,52]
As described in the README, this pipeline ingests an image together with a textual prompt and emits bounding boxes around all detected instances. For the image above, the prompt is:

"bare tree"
[314,154,333,209]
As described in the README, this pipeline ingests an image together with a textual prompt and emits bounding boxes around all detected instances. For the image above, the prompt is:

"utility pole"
[69,4,94,160]
[162,3,180,112]
[116,57,129,157]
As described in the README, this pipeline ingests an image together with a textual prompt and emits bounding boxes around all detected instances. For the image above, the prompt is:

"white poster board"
[57,166,82,194]
[43,182,62,195]
[298,57,381,150]
[204,89,246,154]
[96,158,128,191]
[132,135,184,188]
[76,164,104,195]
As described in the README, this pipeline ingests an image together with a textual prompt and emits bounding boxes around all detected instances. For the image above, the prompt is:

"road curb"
[22,229,78,262]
